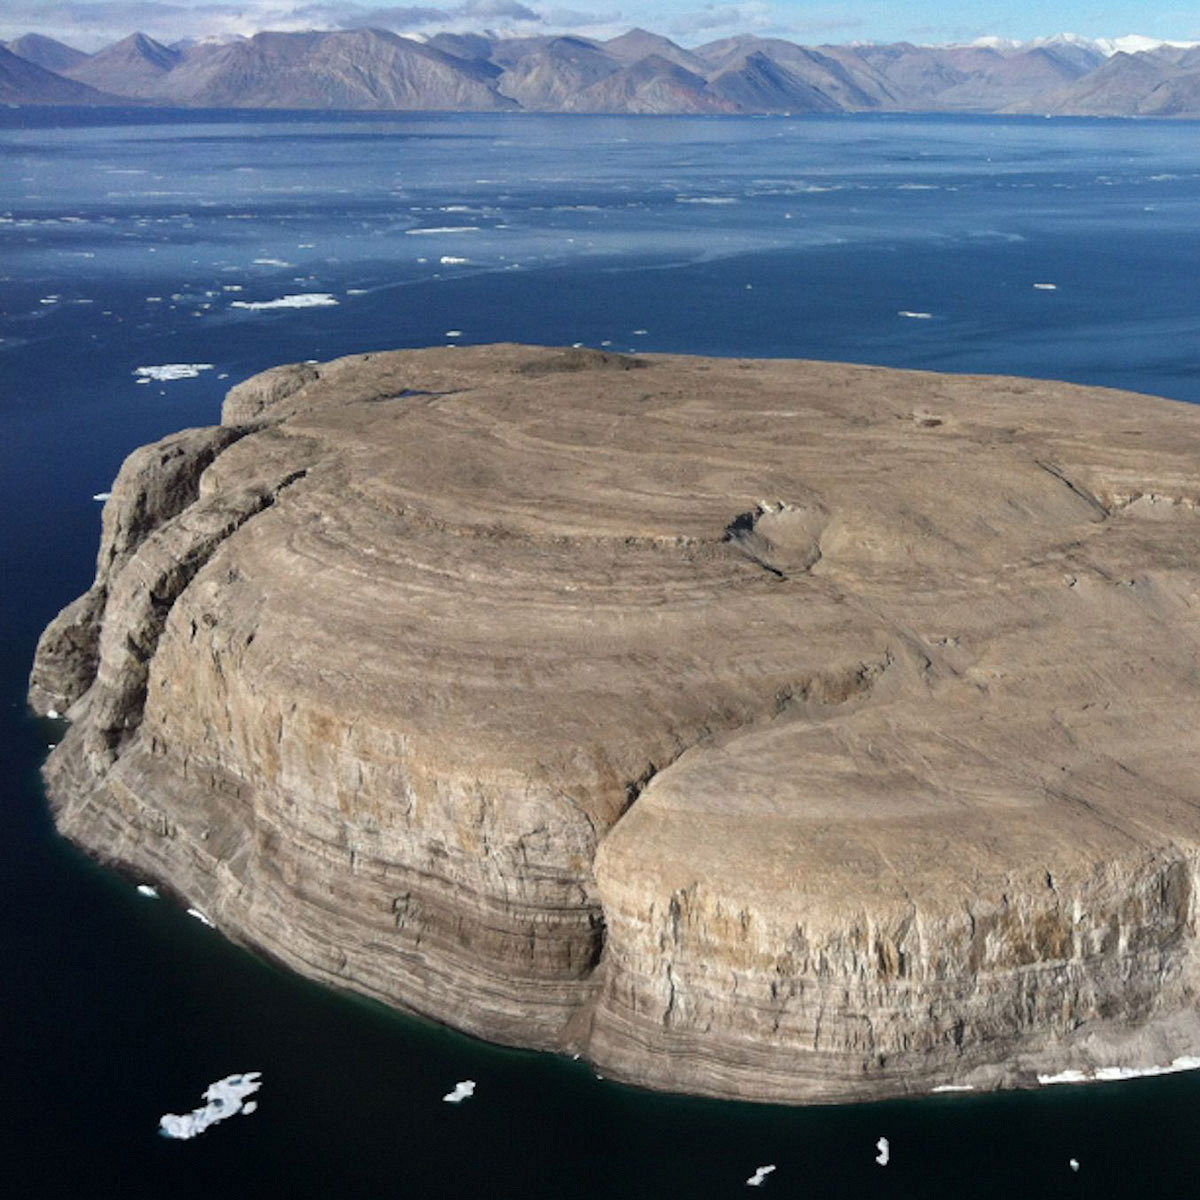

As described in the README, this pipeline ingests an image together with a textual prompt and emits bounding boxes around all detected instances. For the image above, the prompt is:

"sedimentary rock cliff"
[32,344,1200,1102]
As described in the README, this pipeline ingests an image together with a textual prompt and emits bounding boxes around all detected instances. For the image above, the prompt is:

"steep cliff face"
[31,345,1200,1101]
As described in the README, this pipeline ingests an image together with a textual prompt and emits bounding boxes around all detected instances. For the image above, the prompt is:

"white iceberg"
[439,256,470,265]
[405,226,480,235]
[159,1072,262,1139]
[1033,282,1058,290]
[92,491,112,501]
[230,294,339,311]
[187,907,214,927]
[134,364,215,382]
[875,1137,890,1166]
[746,1164,776,1186]
[930,1083,975,1092]
[1069,1158,1080,1172]
[442,1080,476,1103]
[898,310,933,319]
[252,257,293,267]
[136,884,159,898]
[46,708,60,720]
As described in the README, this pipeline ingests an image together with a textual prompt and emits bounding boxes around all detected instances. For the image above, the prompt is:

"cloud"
[540,6,619,26]
[456,0,540,19]
[0,0,241,26]
[667,2,773,39]
[328,5,452,28]
[665,1,871,44]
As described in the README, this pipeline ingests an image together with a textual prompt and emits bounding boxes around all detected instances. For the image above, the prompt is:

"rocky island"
[30,344,1200,1104]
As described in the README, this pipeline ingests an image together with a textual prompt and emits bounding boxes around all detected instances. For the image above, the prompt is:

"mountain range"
[4,26,1200,117]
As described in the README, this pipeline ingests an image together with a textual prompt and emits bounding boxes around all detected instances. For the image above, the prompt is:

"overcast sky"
[2,0,1198,52]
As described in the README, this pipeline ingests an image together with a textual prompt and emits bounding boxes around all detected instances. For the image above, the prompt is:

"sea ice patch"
[1038,1056,1200,1085]
[875,1137,890,1166]
[746,1164,776,1186]
[898,310,933,319]
[442,1080,475,1103]
[439,256,470,265]
[134,364,214,382]
[136,884,159,898]
[159,1072,262,1139]
[1033,282,1058,290]
[230,294,339,311]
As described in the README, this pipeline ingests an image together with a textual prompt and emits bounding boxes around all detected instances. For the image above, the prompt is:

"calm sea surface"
[4,108,1200,1198]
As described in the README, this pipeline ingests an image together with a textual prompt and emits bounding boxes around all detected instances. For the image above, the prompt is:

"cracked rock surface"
[30,344,1200,1102]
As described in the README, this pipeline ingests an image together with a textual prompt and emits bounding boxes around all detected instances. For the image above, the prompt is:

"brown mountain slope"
[0,44,119,104]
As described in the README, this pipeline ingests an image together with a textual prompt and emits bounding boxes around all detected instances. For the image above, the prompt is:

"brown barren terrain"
[32,345,1200,1102]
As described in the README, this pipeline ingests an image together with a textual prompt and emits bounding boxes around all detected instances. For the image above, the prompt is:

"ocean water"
[4,108,1200,1198]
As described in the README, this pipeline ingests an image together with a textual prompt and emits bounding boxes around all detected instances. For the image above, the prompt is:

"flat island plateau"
[30,344,1200,1104]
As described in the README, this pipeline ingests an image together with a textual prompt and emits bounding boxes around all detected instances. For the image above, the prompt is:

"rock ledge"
[32,344,1200,1103]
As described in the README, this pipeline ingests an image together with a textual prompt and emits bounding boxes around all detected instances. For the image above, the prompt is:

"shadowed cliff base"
[30,343,1200,1103]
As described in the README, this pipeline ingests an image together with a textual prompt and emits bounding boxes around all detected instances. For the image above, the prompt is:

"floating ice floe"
[675,195,737,204]
[230,294,339,311]
[442,1080,476,1103]
[439,256,470,265]
[875,1137,890,1166]
[137,884,159,898]
[405,226,480,235]
[898,310,933,319]
[746,1164,776,1186]
[445,330,462,338]
[931,1083,975,1092]
[1033,282,1058,290]
[252,257,293,267]
[187,908,214,927]
[134,364,214,382]
[1038,1056,1200,1085]
[159,1072,262,1139]
[1069,1158,1080,1172]
[632,329,648,335]
[46,709,60,720]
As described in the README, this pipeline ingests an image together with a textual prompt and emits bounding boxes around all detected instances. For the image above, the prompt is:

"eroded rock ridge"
[32,344,1200,1102]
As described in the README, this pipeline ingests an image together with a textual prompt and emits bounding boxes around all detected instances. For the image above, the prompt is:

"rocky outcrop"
[32,344,1200,1102]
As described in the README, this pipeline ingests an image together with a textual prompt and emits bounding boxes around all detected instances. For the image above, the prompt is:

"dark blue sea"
[4,107,1200,1199]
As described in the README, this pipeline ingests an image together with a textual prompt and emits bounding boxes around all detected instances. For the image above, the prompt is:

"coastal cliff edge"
[31,344,1200,1103]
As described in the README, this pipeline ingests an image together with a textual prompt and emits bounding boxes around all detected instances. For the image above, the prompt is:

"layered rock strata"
[31,344,1200,1102]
